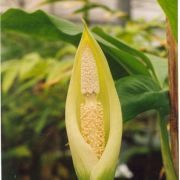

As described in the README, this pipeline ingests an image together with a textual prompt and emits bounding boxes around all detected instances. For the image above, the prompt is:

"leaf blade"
[116,75,170,122]
[2,8,82,44]
[157,0,177,41]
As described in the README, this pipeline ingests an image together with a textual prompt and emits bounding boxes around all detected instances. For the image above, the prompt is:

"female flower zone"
[65,22,123,180]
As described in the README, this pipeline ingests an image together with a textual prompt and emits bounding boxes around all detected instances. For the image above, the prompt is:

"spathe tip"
[81,18,89,29]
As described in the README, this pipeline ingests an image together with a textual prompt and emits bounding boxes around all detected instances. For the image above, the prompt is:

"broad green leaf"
[92,27,157,79]
[157,0,177,41]
[105,53,128,80]
[101,44,151,76]
[116,75,170,122]
[1,8,82,45]
[1,8,154,79]
[92,33,151,77]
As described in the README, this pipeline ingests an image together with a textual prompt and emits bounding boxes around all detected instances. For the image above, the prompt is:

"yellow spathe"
[65,21,123,180]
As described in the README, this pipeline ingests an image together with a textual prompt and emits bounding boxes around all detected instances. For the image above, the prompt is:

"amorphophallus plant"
[65,22,123,180]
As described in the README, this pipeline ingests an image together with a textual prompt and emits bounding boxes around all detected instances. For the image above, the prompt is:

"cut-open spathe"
[65,22,123,180]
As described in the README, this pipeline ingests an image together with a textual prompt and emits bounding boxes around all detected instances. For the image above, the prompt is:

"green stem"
[158,112,177,180]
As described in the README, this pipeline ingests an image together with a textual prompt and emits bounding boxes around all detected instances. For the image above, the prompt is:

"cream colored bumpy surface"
[80,46,105,159]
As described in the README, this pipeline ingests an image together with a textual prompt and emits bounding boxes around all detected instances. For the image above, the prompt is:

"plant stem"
[158,112,177,180]
[166,19,178,176]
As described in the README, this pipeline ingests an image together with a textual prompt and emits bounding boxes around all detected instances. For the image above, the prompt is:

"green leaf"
[157,0,177,41]
[101,44,151,76]
[55,45,76,59]
[104,53,128,80]
[92,27,157,79]
[91,33,151,77]
[1,8,82,45]
[20,57,49,81]
[116,75,170,122]
[2,8,154,79]
[1,59,18,73]
[2,64,19,93]
[19,53,41,80]
[146,53,168,88]
[46,60,72,86]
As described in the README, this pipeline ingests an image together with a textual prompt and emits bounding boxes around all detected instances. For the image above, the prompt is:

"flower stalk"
[158,112,177,180]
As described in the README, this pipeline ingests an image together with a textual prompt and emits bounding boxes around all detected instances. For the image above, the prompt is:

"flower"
[65,21,122,180]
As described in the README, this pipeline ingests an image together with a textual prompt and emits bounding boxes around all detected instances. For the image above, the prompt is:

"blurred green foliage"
[1,32,74,61]
[101,19,167,57]
[1,14,167,179]
[1,38,77,179]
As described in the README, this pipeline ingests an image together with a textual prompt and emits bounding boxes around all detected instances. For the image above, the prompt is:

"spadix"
[65,22,123,180]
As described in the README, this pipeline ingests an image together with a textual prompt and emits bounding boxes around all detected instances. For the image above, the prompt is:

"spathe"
[65,21,122,180]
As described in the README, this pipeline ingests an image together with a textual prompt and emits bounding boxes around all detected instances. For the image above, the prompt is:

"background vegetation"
[1,0,177,179]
